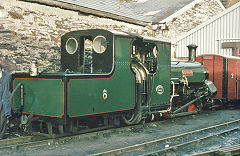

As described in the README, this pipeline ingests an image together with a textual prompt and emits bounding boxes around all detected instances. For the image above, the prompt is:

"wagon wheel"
[0,107,6,139]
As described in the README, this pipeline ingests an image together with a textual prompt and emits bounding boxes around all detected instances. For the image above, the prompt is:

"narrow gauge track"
[0,112,239,154]
[0,135,50,151]
[192,144,240,156]
[91,119,240,156]
[0,125,114,152]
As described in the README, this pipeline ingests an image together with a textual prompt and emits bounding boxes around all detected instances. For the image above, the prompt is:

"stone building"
[0,0,226,72]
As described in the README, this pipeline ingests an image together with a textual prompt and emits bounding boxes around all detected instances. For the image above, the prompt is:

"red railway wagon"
[196,54,240,102]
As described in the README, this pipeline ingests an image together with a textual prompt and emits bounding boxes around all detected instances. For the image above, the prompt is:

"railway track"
[0,124,138,152]
[192,144,240,156]
[0,135,50,151]
[0,110,239,155]
[91,119,240,156]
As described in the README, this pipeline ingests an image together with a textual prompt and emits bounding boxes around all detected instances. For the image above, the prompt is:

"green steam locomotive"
[1,29,216,137]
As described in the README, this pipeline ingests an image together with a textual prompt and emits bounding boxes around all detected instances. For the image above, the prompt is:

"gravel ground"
[1,108,239,156]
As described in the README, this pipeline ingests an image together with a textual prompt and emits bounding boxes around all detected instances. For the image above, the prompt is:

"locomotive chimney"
[187,44,198,62]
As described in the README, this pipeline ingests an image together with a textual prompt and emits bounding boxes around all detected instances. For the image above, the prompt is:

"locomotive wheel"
[121,112,142,125]
[164,107,172,118]
[47,122,53,136]
[58,124,64,134]
[0,107,6,139]
[188,104,196,112]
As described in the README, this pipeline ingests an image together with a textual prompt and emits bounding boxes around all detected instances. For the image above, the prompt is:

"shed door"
[227,59,237,100]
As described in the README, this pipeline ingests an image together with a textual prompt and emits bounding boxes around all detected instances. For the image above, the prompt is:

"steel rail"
[0,136,39,145]
[0,135,49,152]
[0,118,162,152]
[142,127,239,156]
[91,119,240,156]
[0,118,239,154]
[0,124,137,151]
[192,144,240,156]
[0,138,54,151]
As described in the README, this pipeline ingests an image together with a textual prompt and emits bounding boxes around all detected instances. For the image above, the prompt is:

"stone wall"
[0,0,149,72]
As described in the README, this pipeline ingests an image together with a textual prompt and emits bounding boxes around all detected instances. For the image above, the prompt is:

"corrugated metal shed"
[22,0,195,25]
[174,2,240,57]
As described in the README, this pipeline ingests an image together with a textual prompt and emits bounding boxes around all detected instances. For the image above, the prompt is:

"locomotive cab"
[60,30,171,124]
[61,30,113,74]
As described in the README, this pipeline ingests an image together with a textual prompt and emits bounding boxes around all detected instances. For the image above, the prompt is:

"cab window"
[78,35,113,74]
[131,40,158,74]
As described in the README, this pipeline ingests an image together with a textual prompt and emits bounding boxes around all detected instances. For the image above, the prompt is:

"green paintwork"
[13,78,64,117]
[68,35,171,116]
[151,44,171,104]
[12,29,172,118]
[171,61,207,82]
[68,37,135,117]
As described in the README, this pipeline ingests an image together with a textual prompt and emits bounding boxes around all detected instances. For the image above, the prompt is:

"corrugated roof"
[127,0,195,23]
[57,0,143,21]
[59,0,196,22]
[23,0,196,25]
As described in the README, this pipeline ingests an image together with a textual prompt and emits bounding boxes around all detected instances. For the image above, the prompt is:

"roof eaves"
[215,0,226,10]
